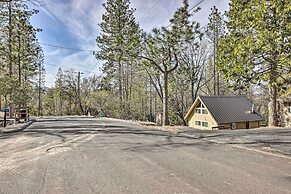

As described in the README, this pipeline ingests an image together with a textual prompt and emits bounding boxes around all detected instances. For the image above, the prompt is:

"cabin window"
[202,109,208,114]
[195,108,208,115]
[202,122,208,127]
[195,121,201,126]
[195,121,208,127]
[195,109,201,114]
[194,102,208,114]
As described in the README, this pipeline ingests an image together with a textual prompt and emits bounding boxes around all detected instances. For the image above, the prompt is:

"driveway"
[180,127,291,157]
[0,117,291,194]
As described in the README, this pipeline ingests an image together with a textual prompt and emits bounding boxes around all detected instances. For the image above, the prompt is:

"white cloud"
[131,0,180,31]
[44,51,102,87]
[59,51,101,75]
[44,67,59,87]
[132,0,229,32]
[40,6,57,22]
[44,0,102,42]
[38,0,230,87]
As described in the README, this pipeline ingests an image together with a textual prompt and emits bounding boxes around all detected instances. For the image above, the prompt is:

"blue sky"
[30,0,230,87]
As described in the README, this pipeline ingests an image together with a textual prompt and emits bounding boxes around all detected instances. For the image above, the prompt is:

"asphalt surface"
[181,127,291,157]
[0,116,291,194]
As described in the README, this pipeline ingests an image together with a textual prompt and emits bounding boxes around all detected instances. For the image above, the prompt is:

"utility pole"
[77,71,80,98]
[78,71,81,97]
[77,71,80,114]
[77,71,84,115]
[38,63,42,116]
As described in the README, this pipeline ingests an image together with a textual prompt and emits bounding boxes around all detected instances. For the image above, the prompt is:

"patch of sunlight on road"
[0,133,98,173]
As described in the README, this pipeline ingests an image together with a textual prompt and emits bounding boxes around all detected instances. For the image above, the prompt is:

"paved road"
[0,117,291,194]
[181,127,291,157]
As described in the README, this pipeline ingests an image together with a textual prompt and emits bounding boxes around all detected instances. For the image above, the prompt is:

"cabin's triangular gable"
[184,97,200,121]
[184,96,218,124]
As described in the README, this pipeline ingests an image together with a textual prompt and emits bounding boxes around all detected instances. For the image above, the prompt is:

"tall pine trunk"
[268,85,278,127]
[8,1,14,118]
[268,63,278,127]
[118,60,123,117]
[162,72,169,126]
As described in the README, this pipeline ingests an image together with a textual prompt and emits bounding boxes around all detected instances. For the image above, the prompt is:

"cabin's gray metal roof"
[199,96,264,124]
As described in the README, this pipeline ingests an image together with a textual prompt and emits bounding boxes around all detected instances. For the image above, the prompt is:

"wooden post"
[3,108,7,128]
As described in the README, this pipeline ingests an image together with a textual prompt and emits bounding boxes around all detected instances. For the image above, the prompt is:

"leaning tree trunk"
[162,72,169,126]
[268,85,278,127]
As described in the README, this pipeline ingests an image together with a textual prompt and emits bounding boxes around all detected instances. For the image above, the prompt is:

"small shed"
[184,96,264,130]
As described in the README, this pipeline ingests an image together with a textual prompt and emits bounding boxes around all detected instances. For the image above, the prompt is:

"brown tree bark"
[8,1,14,118]
[162,72,169,126]
[118,60,123,117]
[268,85,278,127]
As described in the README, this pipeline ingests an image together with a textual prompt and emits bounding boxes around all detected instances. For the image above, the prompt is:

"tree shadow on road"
[179,128,291,156]
[1,120,291,155]
[0,120,217,154]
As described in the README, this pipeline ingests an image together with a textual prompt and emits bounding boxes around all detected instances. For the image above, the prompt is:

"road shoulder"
[148,124,291,160]
[0,120,34,133]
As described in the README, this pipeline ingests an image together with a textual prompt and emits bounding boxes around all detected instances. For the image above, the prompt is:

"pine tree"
[206,6,225,95]
[217,0,290,126]
[96,0,141,117]
[0,0,44,118]
[55,68,65,115]
[36,50,45,116]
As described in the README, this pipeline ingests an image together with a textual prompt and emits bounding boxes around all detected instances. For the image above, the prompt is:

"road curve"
[0,116,290,194]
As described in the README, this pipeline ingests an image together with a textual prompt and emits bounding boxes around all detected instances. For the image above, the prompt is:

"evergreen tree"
[217,0,290,126]
[55,68,65,115]
[96,0,141,117]
[36,50,45,116]
[206,6,225,95]
[0,0,44,118]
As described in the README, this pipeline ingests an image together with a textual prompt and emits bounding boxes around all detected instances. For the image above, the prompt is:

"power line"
[199,24,207,32]
[43,51,96,75]
[166,0,206,29]
[44,63,91,73]
[40,1,207,53]
[86,62,101,76]
[188,0,206,13]
[40,42,96,53]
